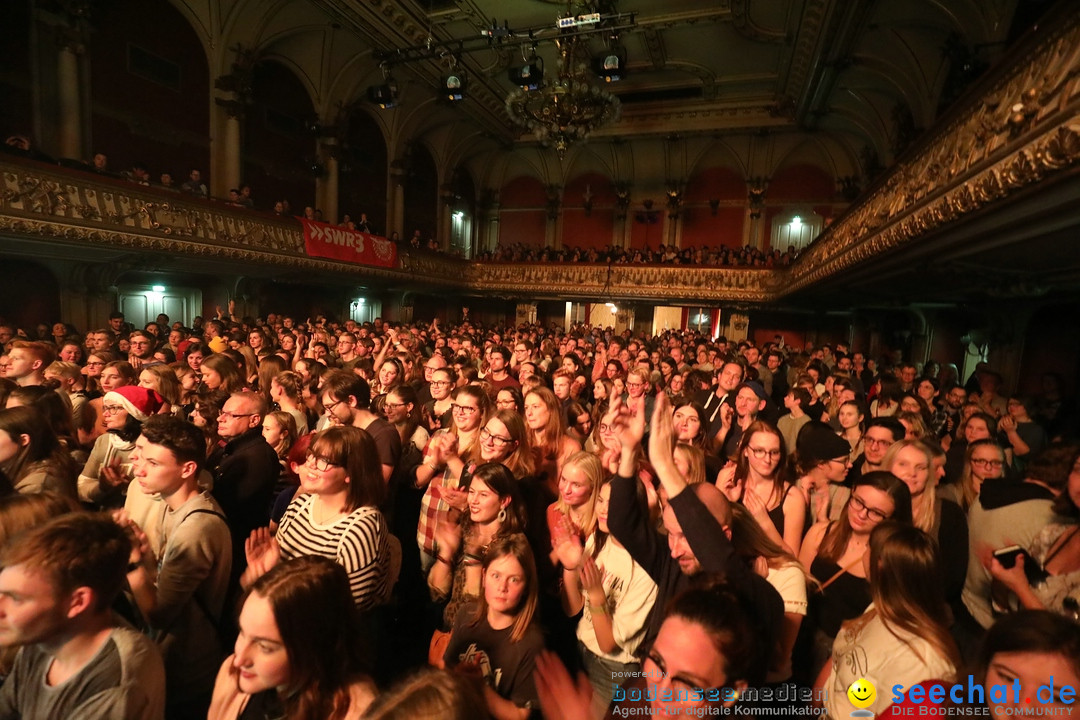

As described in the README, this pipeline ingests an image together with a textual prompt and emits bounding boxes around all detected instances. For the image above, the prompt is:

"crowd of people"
[478,242,800,267]
[0,308,1078,719]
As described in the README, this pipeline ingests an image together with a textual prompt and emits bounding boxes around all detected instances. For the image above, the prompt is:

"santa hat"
[104,386,163,422]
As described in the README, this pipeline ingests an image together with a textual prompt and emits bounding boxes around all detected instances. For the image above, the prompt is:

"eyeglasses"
[971,458,1004,468]
[323,398,345,413]
[102,405,126,415]
[747,447,782,459]
[218,411,255,421]
[86,361,105,367]
[599,423,615,434]
[480,428,514,446]
[451,404,478,415]
[383,402,408,410]
[305,455,341,472]
[849,494,890,522]
[864,436,894,448]
[430,380,452,387]
[626,381,646,389]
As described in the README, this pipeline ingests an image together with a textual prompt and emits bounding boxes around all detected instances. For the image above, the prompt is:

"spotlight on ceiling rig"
[443,71,467,101]
[593,44,627,82]
[367,65,399,109]
[367,81,398,109]
[508,57,544,90]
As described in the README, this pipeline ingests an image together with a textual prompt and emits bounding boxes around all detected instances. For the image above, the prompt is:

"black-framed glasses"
[480,427,513,446]
[430,380,452,387]
[864,436,894,448]
[849,494,890,522]
[747,446,782,459]
[305,454,341,472]
[451,404,478,414]
[971,457,1004,468]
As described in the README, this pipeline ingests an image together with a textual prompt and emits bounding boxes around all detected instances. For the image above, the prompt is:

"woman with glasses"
[718,421,806,556]
[384,385,429,453]
[524,387,580,493]
[796,471,912,681]
[941,439,1006,512]
[882,438,968,611]
[495,386,525,416]
[414,385,490,570]
[77,386,161,508]
[423,367,455,433]
[243,425,392,612]
[80,358,136,447]
[820,522,960,717]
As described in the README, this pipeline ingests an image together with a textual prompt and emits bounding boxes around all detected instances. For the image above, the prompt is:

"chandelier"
[505,36,621,158]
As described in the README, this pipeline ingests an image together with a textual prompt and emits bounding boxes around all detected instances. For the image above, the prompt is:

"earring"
[498,508,507,523]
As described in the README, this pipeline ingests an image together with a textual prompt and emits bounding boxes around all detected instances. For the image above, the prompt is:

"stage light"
[593,47,626,82]
[443,72,467,101]
[508,59,544,90]
[367,80,399,109]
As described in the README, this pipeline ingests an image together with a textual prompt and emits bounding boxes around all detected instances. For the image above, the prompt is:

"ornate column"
[213,49,255,197]
[388,162,407,238]
[744,177,768,249]
[614,185,631,248]
[665,185,683,247]
[55,28,86,160]
[544,184,561,249]
[439,183,456,251]
[316,137,339,223]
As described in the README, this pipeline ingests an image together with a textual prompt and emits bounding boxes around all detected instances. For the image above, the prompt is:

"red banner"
[299,218,398,268]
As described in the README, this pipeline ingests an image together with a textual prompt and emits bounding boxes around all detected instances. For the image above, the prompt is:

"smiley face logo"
[847,678,876,709]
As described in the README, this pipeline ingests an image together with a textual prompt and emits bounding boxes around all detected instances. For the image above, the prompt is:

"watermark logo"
[849,678,876,717]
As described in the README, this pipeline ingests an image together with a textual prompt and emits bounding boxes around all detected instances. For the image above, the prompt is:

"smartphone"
[993,545,1024,568]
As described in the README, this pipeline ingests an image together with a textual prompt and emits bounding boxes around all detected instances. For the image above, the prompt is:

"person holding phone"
[989,444,1080,618]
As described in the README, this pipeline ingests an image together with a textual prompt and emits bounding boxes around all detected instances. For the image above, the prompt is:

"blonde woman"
[882,439,968,607]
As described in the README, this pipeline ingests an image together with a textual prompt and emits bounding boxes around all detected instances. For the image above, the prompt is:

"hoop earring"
[498,508,507,523]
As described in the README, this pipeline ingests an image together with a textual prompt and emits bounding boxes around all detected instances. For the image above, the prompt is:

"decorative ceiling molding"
[785,10,1080,295]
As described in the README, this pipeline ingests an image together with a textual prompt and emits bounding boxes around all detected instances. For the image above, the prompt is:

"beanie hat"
[796,421,851,463]
[104,386,163,422]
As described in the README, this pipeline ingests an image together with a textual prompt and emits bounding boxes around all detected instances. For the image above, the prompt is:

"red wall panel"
[499,210,547,246]
[562,209,614,249]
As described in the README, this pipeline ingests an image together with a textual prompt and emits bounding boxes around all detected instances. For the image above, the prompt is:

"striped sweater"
[276,493,390,610]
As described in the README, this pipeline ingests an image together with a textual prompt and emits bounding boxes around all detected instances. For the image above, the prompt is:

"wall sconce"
[582,184,593,216]
[709,198,720,216]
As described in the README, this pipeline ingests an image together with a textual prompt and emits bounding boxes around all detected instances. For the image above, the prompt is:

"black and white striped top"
[276,493,390,610]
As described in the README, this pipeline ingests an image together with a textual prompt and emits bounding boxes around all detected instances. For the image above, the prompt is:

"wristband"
[589,603,608,615]
[436,555,453,566]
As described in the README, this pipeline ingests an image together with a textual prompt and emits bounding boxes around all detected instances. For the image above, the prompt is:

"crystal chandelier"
[505,36,621,158]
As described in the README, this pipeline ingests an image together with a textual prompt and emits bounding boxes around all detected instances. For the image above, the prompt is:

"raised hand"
[242,527,281,587]
[434,511,463,558]
[534,650,594,720]
[580,554,606,601]
[554,533,585,572]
